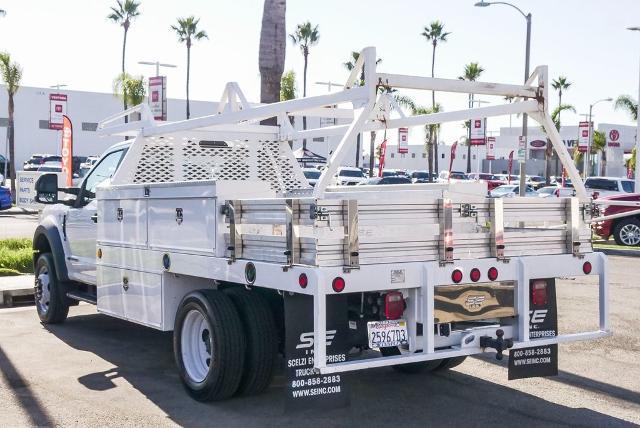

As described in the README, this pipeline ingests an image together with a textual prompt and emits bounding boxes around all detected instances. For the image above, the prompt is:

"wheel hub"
[620,224,640,246]
[181,309,213,383]
[35,268,51,314]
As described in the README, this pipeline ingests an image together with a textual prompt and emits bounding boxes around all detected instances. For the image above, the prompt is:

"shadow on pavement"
[46,312,634,428]
[0,345,55,426]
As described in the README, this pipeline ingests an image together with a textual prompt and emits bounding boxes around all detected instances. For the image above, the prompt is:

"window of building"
[312,137,324,142]
[422,153,426,158]
[462,154,466,160]
[82,122,98,132]
[411,153,416,158]
[472,155,476,160]
[39,120,50,129]
[390,153,395,158]
[0,117,7,127]
[441,153,445,159]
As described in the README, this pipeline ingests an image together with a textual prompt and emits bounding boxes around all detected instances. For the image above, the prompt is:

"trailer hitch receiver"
[480,329,513,360]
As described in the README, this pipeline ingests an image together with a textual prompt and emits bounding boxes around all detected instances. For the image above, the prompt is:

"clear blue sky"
[0,0,638,142]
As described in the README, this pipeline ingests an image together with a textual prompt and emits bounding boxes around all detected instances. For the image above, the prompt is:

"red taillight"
[298,273,308,288]
[332,277,345,293]
[531,280,548,306]
[488,267,498,281]
[470,268,481,282]
[384,291,405,320]
[583,261,592,275]
[593,191,599,200]
[451,269,463,284]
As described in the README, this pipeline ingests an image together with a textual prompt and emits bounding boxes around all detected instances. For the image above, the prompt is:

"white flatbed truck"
[32,47,610,403]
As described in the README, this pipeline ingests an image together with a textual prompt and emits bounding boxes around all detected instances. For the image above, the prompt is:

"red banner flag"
[378,139,388,177]
[448,141,458,182]
[61,115,73,187]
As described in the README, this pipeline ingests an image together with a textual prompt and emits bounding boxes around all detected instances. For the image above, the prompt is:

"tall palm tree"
[289,21,319,149]
[591,130,607,176]
[344,52,382,169]
[107,0,141,118]
[171,16,208,119]
[0,52,22,198]
[459,62,485,173]
[259,0,286,126]
[614,95,638,121]
[421,20,450,174]
[551,76,571,124]
[414,104,441,182]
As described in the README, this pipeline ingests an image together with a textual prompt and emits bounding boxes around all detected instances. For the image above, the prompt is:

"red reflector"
[451,269,463,284]
[488,267,498,281]
[298,273,308,288]
[583,261,592,275]
[384,291,405,320]
[531,280,548,306]
[332,277,345,293]
[470,268,481,282]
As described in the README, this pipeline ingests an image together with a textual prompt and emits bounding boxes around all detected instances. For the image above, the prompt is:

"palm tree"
[614,95,638,121]
[422,20,450,174]
[280,70,297,139]
[414,104,441,182]
[0,52,21,198]
[259,0,286,126]
[171,16,208,119]
[591,130,607,176]
[459,62,485,173]
[546,104,575,180]
[551,76,571,124]
[107,0,141,118]
[290,21,319,149]
[113,73,146,120]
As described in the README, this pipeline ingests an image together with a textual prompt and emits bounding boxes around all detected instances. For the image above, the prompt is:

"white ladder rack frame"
[98,46,588,201]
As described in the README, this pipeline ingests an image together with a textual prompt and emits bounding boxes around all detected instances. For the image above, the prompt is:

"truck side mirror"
[34,173,59,204]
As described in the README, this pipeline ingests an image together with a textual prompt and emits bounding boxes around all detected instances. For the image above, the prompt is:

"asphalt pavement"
[0,211,38,239]
[0,256,638,427]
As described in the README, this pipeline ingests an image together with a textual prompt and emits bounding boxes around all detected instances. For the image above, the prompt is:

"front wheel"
[34,253,69,324]
[173,290,246,401]
[613,217,640,246]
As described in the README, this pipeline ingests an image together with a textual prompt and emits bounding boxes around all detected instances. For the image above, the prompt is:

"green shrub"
[0,239,33,274]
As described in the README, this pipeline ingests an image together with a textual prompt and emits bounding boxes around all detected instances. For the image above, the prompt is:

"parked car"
[0,154,10,179]
[359,176,412,185]
[584,176,635,198]
[0,185,11,210]
[468,172,503,191]
[495,174,520,184]
[537,186,576,198]
[37,162,63,173]
[527,175,546,190]
[593,193,640,246]
[437,171,469,183]
[409,170,433,183]
[334,166,367,185]
[301,167,321,187]
[23,154,62,171]
[490,184,538,198]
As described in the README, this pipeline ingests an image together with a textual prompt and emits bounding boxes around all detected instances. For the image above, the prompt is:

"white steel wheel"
[36,267,51,315]
[181,309,213,384]
[34,253,69,324]
[173,290,246,402]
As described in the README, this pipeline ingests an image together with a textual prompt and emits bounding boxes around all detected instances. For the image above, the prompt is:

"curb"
[594,247,640,258]
[0,207,38,216]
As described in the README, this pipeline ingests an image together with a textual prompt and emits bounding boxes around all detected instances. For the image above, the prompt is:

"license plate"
[367,319,408,349]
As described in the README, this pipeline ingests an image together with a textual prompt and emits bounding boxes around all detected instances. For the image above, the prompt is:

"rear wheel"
[34,253,69,324]
[613,217,640,246]
[174,290,246,401]
[224,287,278,396]
[379,346,442,374]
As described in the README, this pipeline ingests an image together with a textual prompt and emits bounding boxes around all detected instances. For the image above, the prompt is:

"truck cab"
[32,141,130,301]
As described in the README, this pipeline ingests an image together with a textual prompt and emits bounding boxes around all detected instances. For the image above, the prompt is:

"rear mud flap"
[284,293,350,411]
[508,278,559,380]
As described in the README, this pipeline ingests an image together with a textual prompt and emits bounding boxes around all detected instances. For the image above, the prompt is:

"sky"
[0,0,639,144]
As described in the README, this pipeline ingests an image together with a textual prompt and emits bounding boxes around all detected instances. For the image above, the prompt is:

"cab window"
[82,149,126,198]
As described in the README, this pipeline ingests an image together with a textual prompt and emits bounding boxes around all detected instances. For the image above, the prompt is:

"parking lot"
[0,255,636,427]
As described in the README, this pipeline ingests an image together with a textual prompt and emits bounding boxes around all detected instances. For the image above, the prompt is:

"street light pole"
[586,98,613,178]
[629,27,640,191]
[475,1,531,196]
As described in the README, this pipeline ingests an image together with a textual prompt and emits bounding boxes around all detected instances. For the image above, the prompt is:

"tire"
[173,290,246,401]
[34,253,69,324]
[613,217,640,246]
[436,356,467,371]
[379,346,442,374]
[224,287,278,396]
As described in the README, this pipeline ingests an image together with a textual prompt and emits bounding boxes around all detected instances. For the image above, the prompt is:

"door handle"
[90,213,98,223]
